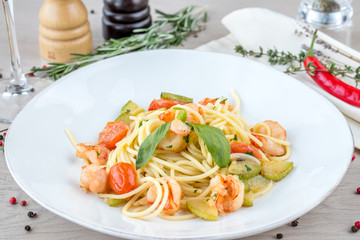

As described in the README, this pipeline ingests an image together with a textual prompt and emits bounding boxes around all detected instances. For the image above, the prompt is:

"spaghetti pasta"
[66,92,293,221]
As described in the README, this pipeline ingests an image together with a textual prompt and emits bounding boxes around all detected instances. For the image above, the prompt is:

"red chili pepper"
[304,31,360,107]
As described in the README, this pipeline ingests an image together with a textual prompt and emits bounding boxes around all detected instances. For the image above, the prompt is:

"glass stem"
[2,0,27,87]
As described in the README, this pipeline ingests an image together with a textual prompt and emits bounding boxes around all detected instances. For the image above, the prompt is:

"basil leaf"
[191,123,230,168]
[136,122,171,169]
[173,107,187,122]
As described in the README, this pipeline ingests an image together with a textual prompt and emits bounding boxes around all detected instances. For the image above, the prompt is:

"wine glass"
[0,0,52,123]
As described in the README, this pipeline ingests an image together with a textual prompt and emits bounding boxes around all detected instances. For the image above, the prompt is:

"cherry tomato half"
[98,121,129,150]
[108,162,137,195]
[148,98,186,111]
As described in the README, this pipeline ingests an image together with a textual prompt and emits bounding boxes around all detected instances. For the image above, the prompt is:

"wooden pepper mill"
[39,0,93,63]
[102,0,152,40]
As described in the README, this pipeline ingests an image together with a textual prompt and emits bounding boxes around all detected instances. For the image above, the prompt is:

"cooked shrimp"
[76,143,110,165]
[158,108,176,122]
[158,131,187,152]
[185,103,204,124]
[158,104,204,124]
[255,120,286,140]
[147,176,183,215]
[80,164,108,193]
[251,120,286,156]
[210,174,244,213]
[170,119,191,136]
[198,98,234,111]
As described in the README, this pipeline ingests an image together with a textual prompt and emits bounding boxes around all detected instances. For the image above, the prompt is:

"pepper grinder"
[39,0,93,63]
[102,0,151,40]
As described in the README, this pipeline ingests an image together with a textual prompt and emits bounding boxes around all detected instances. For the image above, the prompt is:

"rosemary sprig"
[235,45,360,87]
[31,5,207,80]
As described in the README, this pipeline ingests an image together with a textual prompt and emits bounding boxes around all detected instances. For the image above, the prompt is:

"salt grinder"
[39,0,93,63]
[102,0,151,40]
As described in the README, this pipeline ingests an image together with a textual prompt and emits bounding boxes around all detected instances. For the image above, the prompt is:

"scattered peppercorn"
[9,197,17,204]
[351,225,358,233]
[352,154,356,161]
[356,188,360,194]
[0,135,3,140]
[276,233,283,239]
[291,220,298,227]
[90,9,95,14]
[24,225,31,231]
[42,65,47,69]
[0,141,3,147]
[0,73,2,78]
[3,132,6,135]
[355,221,360,228]
[27,211,37,218]
[20,200,27,206]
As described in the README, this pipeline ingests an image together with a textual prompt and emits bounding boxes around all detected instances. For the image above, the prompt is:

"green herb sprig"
[31,5,207,80]
[235,45,360,87]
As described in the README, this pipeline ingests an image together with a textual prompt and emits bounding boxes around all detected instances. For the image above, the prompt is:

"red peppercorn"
[355,221,360,228]
[0,141,3,146]
[42,65,47,68]
[3,132,6,135]
[28,73,35,77]
[20,200,27,206]
[9,197,16,204]
[357,188,360,194]
[353,154,356,161]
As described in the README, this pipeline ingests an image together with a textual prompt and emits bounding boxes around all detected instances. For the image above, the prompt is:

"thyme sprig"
[31,5,207,80]
[235,45,360,87]
[235,45,306,73]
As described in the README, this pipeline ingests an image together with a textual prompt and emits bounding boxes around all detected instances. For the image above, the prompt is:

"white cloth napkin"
[196,8,360,149]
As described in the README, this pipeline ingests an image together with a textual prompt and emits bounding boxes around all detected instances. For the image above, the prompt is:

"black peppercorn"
[90,9,95,14]
[351,225,359,233]
[0,135,3,140]
[291,220,298,227]
[276,233,283,239]
[24,225,31,231]
[27,211,37,218]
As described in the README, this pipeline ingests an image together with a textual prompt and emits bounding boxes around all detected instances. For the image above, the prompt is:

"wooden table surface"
[1,0,359,239]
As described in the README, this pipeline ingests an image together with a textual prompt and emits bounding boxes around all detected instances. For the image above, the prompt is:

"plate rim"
[4,49,355,240]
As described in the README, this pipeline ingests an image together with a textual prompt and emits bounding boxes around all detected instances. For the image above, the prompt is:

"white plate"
[5,50,354,239]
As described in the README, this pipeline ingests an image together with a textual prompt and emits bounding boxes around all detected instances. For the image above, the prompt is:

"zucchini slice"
[160,92,193,103]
